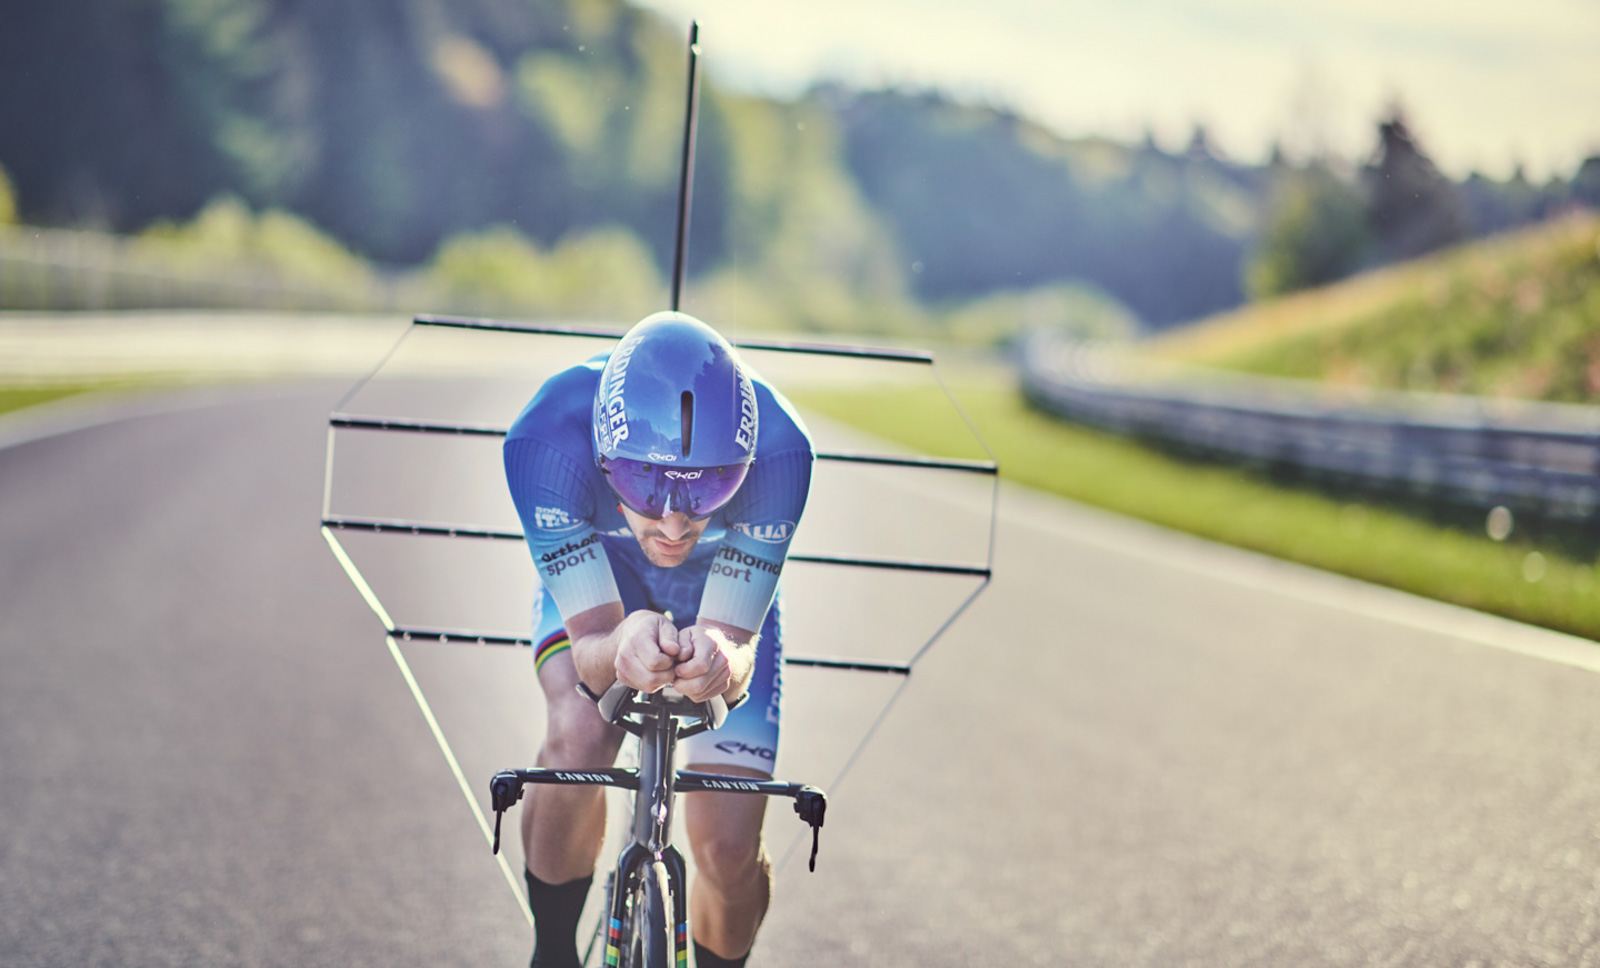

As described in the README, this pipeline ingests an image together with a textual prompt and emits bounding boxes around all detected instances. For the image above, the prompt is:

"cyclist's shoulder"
[507,357,605,446]
[750,376,812,458]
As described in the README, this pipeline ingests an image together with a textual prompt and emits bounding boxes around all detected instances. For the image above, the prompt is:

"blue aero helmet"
[592,311,758,520]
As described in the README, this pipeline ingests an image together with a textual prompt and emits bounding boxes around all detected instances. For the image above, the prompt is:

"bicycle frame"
[489,686,827,967]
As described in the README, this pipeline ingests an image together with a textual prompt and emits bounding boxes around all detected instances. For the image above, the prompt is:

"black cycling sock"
[525,868,592,968]
[693,939,749,968]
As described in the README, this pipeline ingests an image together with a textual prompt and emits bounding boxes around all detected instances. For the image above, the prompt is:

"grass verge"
[796,380,1600,642]
[0,384,104,420]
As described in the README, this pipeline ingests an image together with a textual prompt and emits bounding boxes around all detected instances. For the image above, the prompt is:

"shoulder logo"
[534,506,582,532]
[733,373,757,452]
[599,338,641,452]
[731,520,794,544]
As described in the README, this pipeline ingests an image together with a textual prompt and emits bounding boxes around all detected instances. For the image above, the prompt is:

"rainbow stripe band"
[676,923,688,965]
[534,631,572,674]
[606,916,623,966]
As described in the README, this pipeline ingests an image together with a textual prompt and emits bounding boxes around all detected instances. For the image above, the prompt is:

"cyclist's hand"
[672,625,734,703]
[613,611,681,694]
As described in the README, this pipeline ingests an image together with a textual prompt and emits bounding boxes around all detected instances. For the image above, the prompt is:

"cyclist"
[504,311,813,968]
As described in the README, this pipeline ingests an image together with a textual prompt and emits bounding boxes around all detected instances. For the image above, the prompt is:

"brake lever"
[488,771,524,855]
[792,786,827,872]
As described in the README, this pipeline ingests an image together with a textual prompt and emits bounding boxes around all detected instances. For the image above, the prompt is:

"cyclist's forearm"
[698,619,758,702]
[724,640,756,703]
[563,601,631,694]
[570,630,623,695]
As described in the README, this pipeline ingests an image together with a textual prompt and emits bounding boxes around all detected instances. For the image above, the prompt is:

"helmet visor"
[600,457,750,521]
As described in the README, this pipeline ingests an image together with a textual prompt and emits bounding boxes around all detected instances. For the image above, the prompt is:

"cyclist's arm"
[673,618,757,705]
[564,602,685,697]
[685,446,812,703]
[507,436,676,694]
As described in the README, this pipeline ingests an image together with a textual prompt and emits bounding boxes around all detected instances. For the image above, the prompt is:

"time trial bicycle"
[489,680,828,968]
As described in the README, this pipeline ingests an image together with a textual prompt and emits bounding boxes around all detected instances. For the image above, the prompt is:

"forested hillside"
[1,0,1593,334]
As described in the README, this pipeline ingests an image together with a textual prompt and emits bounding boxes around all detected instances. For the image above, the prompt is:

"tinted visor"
[600,456,750,521]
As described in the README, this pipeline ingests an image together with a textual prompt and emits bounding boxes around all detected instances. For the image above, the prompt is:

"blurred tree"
[940,282,1138,345]
[835,89,1255,329]
[134,195,379,297]
[1572,156,1600,210]
[0,0,237,228]
[425,222,663,319]
[1246,163,1371,298]
[0,165,15,224]
[1458,164,1569,235]
[1362,108,1466,262]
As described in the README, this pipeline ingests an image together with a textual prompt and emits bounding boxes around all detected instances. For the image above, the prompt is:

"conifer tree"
[1362,107,1465,262]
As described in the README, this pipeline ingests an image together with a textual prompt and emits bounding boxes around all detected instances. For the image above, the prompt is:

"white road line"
[321,526,533,924]
[384,634,533,927]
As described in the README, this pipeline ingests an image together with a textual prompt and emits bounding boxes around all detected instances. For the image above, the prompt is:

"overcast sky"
[634,0,1600,180]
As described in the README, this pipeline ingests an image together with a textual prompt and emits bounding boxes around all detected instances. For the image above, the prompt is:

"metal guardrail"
[1020,335,1600,521]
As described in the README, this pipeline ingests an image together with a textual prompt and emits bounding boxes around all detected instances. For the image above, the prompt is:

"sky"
[633,0,1600,180]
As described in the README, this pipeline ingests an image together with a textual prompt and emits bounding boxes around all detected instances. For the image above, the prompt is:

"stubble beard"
[634,523,705,568]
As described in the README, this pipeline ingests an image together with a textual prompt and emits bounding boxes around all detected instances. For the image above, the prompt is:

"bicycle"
[489,681,828,968]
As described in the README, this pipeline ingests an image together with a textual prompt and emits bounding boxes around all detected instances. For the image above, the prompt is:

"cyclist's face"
[619,505,707,568]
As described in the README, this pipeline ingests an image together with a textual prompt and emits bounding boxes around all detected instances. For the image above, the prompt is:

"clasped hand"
[612,611,732,703]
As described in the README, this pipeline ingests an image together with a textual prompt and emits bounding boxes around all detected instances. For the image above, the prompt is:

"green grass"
[1155,213,1600,402]
[797,381,1600,642]
[0,384,101,419]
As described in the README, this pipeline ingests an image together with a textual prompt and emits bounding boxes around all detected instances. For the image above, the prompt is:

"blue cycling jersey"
[504,353,813,633]
[503,351,813,773]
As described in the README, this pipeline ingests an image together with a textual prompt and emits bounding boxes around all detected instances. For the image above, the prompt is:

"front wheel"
[618,860,674,968]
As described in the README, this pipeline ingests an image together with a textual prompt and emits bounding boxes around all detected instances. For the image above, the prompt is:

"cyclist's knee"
[694,830,767,888]
[541,692,621,768]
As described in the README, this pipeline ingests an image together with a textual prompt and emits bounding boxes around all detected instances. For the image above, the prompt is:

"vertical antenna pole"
[670,21,701,312]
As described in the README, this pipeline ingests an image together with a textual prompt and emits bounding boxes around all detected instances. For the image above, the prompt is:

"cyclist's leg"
[681,595,784,963]
[521,584,640,968]
[522,564,653,880]
[521,585,625,882]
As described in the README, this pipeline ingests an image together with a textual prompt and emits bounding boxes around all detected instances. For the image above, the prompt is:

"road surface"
[4,383,1600,967]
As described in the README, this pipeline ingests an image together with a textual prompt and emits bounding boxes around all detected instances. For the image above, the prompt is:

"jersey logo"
[733,373,757,451]
[600,338,640,451]
[534,506,581,532]
[540,535,600,577]
[731,520,794,544]
[713,740,775,761]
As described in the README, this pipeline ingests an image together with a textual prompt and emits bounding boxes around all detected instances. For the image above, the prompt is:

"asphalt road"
[5,383,1600,967]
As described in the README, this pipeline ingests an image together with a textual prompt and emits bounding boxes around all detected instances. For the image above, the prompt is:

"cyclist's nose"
[656,512,694,540]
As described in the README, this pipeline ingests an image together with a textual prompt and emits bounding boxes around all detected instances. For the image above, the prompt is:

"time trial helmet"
[592,311,758,520]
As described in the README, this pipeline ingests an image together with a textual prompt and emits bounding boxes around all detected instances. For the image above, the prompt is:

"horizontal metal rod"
[328,414,994,473]
[325,517,989,576]
[414,315,624,339]
[812,451,996,474]
[330,414,508,437]
[782,656,911,674]
[786,553,990,577]
[394,626,532,646]
[412,314,934,362]
[324,516,523,541]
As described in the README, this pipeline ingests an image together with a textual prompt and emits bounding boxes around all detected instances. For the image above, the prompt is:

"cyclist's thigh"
[682,592,783,777]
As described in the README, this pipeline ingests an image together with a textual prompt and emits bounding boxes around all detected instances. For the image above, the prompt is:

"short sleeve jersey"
[503,353,813,633]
